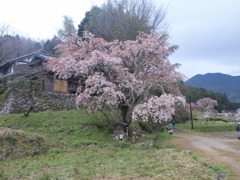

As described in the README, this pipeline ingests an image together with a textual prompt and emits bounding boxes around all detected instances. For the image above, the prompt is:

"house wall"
[68,81,78,89]
[44,76,54,92]
[54,79,68,94]
[43,77,77,94]
[12,64,33,74]
[0,66,13,76]
[0,67,4,76]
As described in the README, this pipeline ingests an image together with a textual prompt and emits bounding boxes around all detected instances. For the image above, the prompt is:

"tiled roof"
[0,50,57,67]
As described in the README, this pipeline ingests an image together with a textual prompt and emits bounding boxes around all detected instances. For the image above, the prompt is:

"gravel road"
[172,129,240,180]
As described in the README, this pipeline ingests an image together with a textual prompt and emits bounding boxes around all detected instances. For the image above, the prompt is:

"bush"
[208,117,227,122]
[173,105,190,123]
[138,121,153,133]
[193,117,228,122]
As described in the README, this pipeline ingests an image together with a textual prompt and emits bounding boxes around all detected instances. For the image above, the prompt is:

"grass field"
[0,110,228,179]
[177,119,236,132]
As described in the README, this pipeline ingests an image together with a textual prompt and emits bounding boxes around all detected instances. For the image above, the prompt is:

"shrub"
[138,121,153,133]
[193,117,228,122]
[208,117,228,122]
[173,105,190,123]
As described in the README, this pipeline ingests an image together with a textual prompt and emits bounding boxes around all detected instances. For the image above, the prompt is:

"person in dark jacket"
[172,120,176,128]
[236,122,240,140]
[166,124,173,135]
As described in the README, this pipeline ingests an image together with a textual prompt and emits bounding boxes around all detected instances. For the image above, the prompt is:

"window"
[4,66,13,75]
[54,79,68,93]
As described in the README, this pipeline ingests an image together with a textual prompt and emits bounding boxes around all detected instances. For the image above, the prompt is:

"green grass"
[0,128,49,161]
[0,93,6,109]
[0,146,217,180]
[0,110,114,147]
[177,120,236,132]
[0,110,227,179]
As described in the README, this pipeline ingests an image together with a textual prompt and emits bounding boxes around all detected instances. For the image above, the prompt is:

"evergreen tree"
[180,85,229,112]
[43,36,61,55]
[78,0,166,41]
[58,16,76,37]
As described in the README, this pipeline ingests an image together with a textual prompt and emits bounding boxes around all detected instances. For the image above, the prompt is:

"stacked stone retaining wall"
[1,90,76,114]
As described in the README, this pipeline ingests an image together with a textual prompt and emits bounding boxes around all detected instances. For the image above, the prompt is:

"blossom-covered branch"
[47,31,185,124]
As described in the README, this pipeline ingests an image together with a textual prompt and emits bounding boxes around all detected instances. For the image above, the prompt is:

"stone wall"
[1,90,76,114]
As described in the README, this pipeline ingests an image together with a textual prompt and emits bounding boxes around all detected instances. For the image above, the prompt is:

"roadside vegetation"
[178,120,236,133]
[0,110,222,180]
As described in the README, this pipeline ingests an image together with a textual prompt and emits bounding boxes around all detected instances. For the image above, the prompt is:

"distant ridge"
[185,73,240,102]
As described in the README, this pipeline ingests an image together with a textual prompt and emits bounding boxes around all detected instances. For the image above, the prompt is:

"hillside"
[185,73,240,102]
[179,85,229,112]
[0,110,221,179]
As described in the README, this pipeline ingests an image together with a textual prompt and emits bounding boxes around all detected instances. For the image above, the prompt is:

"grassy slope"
[177,120,236,133]
[0,110,221,179]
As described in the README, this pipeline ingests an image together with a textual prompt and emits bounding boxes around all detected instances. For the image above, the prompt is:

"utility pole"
[189,96,193,129]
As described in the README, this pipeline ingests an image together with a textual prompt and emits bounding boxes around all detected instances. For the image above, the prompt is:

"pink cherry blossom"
[196,98,218,112]
[47,31,185,124]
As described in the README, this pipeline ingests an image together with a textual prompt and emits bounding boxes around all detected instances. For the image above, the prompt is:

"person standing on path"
[172,120,176,128]
[236,122,240,140]
[166,124,173,135]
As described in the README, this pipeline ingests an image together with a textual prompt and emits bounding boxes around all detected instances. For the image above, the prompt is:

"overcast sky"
[0,0,239,79]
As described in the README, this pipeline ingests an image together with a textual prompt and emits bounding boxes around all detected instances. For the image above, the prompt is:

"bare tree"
[22,67,48,116]
[0,23,14,38]
[0,24,41,64]
[0,24,18,63]
[6,65,49,116]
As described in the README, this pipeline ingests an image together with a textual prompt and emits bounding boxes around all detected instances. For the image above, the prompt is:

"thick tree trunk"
[24,105,34,117]
[121,105,131,124]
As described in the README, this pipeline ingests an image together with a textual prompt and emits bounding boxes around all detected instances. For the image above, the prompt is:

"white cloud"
[0,0,105,39]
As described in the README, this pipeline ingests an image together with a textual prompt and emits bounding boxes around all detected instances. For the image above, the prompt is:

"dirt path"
[171,129,240,180]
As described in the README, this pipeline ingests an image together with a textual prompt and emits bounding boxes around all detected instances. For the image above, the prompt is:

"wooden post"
[189,96,194,129]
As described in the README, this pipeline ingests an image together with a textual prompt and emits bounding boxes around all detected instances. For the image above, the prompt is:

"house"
[0,50,78,94]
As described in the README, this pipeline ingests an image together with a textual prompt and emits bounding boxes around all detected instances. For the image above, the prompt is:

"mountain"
[185,73,240,102]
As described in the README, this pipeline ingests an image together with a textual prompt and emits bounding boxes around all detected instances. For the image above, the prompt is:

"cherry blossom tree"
[47,31,185,125]
[196,98,218,119]
[196,98,218,112]
[235,109,240,122]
